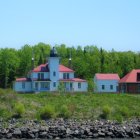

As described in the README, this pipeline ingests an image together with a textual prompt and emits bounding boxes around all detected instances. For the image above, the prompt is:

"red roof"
[119,69,140,83]
[16,78,27,82]
[59,78,86,82]
[59,65,74,72]
[32,64,74,73]
[33,64,49,72]
[72,78,86,82]
[95,73,120,80]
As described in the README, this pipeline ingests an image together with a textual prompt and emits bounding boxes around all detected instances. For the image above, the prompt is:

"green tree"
[38,54,44,65]
[0,48,19,88]
[18,45,32,76]
[100,48,105,73]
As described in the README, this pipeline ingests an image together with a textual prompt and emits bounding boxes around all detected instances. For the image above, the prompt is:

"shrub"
[87,79,94,92]
[100,105,111,119]
[0,108,5,117]
[0,89,17,103]
[120,106,129,118]
[39,105,55,119]
[115,114,123,123]
[58,83,65,94]
[0,88,5,95]
[67,103,76,116]
[14,102,25,117]
[58,105,71,119]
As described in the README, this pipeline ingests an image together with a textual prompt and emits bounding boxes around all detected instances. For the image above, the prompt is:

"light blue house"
[94,73,120,93]
[13,47,88,92]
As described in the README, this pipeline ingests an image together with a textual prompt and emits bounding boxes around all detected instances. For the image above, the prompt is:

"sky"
[0,0,140,51]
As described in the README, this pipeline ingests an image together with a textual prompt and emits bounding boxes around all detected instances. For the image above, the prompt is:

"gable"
[120,69,140,83]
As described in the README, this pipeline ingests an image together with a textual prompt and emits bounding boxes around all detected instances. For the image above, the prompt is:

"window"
[70,83,73,89]
[40,82,49,89]
[102,85,105,90]
[40,82,44,88]
[35,82,38,90]
[116,86,119,92]
[78,83,81,89]
[41,73,44,79]
[53,71,56,76]
[22,82,25,89]
[110,85,113,90]
[63,73,69,79]
[137,73,140,81]
[67,73,69,79]
[44,82,49,88]
[38,73,40,79]
[53,82,56,87]
[63,73,67,79]
[38,73,44,80]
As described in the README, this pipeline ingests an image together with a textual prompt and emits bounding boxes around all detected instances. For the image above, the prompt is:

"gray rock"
[135,131,140,136]
[20,127,28,133]
[66,128,72,134]
[0,134,3,139]
[6,133,12,139]
[128,131,136,138]
[39,131,47,138]
[0,119,139,139]
[28,132,35,138]
[93,133,99,138]
[98,131,105,137]
[32,128,39,133]
[13,129,21,136]
[107,131,113,136]
[74,130,79,134]
[55,136,60,139]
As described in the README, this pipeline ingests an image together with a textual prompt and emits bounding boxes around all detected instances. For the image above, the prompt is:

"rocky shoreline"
[0,118,140,139]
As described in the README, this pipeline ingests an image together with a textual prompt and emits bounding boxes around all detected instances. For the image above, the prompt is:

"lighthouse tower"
[48,47,59,91]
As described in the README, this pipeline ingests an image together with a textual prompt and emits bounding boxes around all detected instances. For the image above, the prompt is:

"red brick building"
[119,69,140,93]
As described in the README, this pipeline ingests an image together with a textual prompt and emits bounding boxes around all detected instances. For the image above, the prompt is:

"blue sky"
[0,0,140,51]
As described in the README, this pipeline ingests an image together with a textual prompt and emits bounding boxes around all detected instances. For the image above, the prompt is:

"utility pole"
[32,50,34,70]
[31,49,34,92]
[69,48,72,69]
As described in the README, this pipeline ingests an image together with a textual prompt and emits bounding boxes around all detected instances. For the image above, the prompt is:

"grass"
[0,89,140,122]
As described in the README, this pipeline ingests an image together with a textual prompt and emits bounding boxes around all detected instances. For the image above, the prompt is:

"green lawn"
[0,89,140,122]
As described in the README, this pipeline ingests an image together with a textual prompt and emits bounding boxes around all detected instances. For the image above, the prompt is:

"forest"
[0,42,140,89]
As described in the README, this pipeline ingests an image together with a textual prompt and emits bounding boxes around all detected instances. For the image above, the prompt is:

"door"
[116,86,119,92]
[35,82,38,90]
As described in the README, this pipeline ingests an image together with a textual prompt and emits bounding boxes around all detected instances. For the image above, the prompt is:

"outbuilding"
[119,69,140,93]
[94,73,120,93]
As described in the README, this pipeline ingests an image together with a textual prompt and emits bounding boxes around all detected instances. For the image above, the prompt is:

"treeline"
[0,42,140,88]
